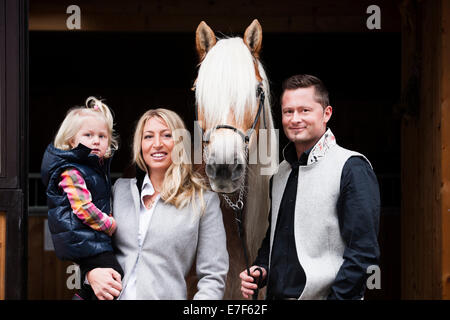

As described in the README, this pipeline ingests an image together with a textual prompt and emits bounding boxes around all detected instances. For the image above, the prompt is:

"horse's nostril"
[205,163,216,179]
[231,164,244,181]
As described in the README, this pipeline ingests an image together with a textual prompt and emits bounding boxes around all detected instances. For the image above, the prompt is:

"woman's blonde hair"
[133,108,207,213]
[53,97,118,158]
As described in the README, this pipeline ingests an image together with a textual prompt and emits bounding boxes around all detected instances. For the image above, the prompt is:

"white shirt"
[119,174,160,300]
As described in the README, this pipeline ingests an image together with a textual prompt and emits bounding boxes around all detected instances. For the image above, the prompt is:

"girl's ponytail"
[85,97,113,127]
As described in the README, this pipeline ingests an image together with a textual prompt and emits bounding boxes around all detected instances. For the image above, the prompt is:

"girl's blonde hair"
[133,108,207,213]
[54,97,118,158]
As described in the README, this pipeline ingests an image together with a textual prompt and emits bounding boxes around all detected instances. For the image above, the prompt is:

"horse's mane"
[195,37,261,128]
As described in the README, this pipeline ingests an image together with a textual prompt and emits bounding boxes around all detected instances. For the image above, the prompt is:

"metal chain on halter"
[221,141,247,219]
[222,185,245,213]
[221,146,263,300]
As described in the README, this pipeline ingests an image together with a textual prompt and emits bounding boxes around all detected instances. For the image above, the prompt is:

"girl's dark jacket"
[40,143,114,262]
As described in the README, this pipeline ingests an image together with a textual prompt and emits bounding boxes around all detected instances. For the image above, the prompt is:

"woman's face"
[141,116,175,173]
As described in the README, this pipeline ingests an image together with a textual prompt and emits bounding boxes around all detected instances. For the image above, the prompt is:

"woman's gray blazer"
[112,178,229,299]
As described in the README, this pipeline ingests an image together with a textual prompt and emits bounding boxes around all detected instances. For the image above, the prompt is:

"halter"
[195,82,266,146]
[194,81,266,300]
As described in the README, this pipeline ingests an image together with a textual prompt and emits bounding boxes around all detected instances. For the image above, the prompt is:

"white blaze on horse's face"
[195,19,264,193]
[204,129,247,193]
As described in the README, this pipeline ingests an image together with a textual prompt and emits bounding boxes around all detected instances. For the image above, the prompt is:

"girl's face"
[141,117,175,173]
[70,115,109,158]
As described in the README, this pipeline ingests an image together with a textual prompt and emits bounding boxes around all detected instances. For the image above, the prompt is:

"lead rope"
[222,185,263,300]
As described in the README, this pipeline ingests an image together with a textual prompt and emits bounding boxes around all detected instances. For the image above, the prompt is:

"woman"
[82,108,229,300]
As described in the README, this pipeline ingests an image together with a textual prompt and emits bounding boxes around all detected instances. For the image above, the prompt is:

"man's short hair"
[281,74,330,109]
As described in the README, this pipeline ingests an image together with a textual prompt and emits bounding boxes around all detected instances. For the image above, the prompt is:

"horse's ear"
[196,21,216,61]
[244,19,263,58]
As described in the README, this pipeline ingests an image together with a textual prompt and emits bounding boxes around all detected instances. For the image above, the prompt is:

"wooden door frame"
[0,0,28,300]
[400,0,450,299]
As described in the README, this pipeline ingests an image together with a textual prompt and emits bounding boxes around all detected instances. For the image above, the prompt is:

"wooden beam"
[29,0,401,32]
[0,0,28,300]
[441,0,450,300]
[0,212,5,300]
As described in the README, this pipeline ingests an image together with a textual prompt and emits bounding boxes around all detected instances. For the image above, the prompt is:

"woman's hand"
[86,268,122,300]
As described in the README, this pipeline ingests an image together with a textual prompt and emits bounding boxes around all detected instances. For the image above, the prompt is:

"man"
[240,74,380,300]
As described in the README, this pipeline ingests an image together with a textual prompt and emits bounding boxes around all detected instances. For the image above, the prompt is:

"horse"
[189,19,278,299]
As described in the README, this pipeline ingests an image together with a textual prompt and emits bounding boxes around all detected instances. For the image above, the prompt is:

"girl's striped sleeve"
[58,168,116,236]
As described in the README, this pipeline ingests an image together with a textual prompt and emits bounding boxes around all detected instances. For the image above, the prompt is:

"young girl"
[41,97,124,300]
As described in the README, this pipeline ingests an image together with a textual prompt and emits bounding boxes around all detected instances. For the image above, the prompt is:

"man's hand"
[239,266,267,299]
[86,268,122,300]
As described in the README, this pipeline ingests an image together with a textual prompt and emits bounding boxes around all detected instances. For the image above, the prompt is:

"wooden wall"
[28,216,73,300]
[400,0,450,299]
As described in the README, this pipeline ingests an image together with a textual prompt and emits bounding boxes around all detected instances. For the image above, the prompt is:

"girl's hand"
[87,268,122,300]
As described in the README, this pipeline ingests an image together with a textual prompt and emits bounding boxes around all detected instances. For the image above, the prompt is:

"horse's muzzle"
[205,163,245,193]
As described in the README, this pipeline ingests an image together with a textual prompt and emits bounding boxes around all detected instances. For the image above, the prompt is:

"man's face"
[281,87,332,149]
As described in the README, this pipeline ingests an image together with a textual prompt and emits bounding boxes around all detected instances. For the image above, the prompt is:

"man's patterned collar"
[307,128,336,165]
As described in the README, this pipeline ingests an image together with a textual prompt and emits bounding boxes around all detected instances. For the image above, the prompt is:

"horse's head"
[194,19,270,193]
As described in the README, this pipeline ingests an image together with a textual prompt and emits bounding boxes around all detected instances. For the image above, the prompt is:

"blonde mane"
[196,37,260,128]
